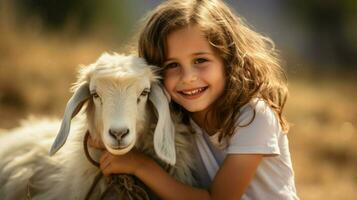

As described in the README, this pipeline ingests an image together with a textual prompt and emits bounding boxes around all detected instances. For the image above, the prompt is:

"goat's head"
[49,53,176,165]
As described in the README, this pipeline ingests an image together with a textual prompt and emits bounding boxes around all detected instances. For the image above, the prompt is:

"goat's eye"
[91,92,102,104]
[137,88,150,104]
[92,92,100,99]
[140,88,150,97]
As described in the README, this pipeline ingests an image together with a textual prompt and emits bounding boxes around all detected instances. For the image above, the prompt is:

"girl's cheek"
[164,70,181,83]
[197,64,210,75]
[163,74,176,92]
[164,67,181,76]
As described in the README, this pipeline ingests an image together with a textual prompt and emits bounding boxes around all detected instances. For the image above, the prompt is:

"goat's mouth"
[106,141,135,155]
[110,143,130,150]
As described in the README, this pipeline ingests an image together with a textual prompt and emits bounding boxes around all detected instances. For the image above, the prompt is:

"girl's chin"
[182,104,208,113]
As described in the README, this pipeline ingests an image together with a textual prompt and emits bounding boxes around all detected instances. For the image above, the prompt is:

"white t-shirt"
[191,99,299,200]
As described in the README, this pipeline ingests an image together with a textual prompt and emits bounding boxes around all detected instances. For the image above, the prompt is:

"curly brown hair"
[138,0,289,142]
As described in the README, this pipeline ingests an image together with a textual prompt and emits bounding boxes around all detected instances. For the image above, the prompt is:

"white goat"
[0,53,197,199]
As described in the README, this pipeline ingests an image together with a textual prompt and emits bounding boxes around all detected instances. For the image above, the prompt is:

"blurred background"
[0,0,356,199]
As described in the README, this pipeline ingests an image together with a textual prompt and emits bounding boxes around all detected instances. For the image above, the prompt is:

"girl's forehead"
[166,25,214,57]
[168,25,205,40]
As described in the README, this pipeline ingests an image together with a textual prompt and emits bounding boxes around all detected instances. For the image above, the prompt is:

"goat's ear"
[49,83,90,156]
[149,83,176,165]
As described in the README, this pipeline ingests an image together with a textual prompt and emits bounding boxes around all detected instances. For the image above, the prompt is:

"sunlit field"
[0,10,356,200]
[287,77,357,200]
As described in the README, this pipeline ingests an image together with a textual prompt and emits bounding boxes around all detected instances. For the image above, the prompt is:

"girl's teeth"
[182,87,205,95]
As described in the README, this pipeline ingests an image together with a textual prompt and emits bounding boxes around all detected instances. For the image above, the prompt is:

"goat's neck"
[135,105,155,147]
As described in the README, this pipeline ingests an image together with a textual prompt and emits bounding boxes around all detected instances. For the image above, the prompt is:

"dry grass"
[0,7,125,128]
[0,9,356,200]
[286,77,357,200]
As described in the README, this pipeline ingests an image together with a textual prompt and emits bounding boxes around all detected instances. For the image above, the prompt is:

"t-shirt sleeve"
[226,100,281,156]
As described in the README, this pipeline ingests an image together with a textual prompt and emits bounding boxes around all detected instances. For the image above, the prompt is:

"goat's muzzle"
[108,128,131,149]
[109,128,129,140]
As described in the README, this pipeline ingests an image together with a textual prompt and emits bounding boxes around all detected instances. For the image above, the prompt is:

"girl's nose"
[181,68,198,84]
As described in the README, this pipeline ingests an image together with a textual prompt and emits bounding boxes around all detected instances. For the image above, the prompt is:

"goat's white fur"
[0,53,197,199]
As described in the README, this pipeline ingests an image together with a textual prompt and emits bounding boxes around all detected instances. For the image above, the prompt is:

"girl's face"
[163,25,226,119]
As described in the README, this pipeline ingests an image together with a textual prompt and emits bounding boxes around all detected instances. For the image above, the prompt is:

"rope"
[83,131,100,167]
[26,181,32,200]
[83,131,150,200]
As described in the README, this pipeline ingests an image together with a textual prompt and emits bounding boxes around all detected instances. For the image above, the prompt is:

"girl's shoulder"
[226,98,283,155]
[237,98,279,129]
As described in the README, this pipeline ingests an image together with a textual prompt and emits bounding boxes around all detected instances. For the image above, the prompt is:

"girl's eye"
[194,58,208,64]
[165,62,179,69]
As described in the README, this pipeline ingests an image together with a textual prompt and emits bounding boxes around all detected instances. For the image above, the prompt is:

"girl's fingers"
[99,152,117,176]
[100,151,134,176]
[100,155,111,175]
[100,157,109,168]
[100,152,110,164]
[101,162,112,177]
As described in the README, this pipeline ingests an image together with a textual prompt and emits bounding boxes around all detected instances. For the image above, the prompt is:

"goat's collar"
[83,131,100,167]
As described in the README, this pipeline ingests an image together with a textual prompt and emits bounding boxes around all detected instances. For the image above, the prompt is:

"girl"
[90,0,299,199]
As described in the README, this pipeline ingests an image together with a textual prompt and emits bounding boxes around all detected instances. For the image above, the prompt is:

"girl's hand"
[87,135,105,150]
[99,149,149,177]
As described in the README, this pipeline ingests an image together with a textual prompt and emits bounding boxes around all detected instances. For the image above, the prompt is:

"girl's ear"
[149,82,176,165]
[49,83,90,156]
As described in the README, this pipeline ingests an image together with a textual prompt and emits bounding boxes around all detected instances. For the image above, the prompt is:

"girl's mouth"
[178,86,208,96]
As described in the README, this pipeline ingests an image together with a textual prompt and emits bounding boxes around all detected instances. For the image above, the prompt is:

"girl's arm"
[99,149,262,200]
[210,154,262,199]
[135,155,210,200]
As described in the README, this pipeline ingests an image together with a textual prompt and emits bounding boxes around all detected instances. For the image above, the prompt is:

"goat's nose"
[109,128,129,141]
